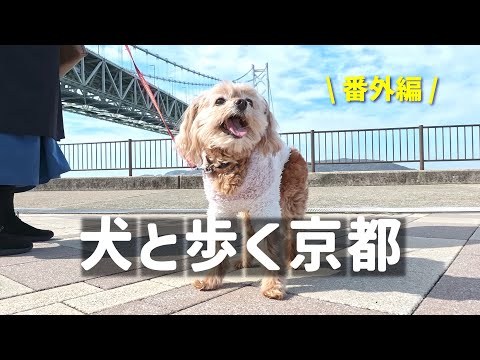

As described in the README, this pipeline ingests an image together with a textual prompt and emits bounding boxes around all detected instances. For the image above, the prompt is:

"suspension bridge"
[60,45,273,135]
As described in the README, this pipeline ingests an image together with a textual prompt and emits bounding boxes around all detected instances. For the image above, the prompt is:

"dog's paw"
[262,287,286,300]
[192,276,223,291]
[261,277,286,300]
[233,259,253,270]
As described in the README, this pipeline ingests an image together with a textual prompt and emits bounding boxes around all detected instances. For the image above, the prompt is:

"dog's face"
[176,81,282,166]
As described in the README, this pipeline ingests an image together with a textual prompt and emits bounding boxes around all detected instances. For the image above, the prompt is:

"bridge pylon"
[251,63,274,114]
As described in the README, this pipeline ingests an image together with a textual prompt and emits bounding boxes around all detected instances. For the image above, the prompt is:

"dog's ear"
[257,101,283,156]
[175,95,204,166]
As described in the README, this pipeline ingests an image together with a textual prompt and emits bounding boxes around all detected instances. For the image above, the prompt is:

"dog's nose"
[235,99,247,112]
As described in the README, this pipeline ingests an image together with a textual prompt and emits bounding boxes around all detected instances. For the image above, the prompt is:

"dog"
[175,81,308,299]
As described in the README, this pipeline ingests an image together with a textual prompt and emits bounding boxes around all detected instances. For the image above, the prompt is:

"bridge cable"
[124,45,196,168]
[131,45,222,82]
[232,68,253,83]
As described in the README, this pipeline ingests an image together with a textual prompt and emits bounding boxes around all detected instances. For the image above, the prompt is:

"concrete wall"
[308,170,480,187]
[33,169,480,191]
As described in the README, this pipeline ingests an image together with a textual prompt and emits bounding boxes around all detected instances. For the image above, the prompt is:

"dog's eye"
[246,98,253,106]
[215,97,226,106]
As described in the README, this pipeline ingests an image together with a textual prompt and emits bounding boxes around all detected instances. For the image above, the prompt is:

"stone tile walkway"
[1,211,479,315]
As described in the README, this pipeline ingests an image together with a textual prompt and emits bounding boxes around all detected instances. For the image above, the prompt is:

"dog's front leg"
[192,242,229,291]
[192,208,231,291]
[234,211,255,269]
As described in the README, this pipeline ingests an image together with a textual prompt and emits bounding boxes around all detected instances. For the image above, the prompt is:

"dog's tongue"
[226,117,247,138]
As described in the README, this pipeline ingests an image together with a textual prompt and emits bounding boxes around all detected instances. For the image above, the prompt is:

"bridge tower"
[251,63,274,114]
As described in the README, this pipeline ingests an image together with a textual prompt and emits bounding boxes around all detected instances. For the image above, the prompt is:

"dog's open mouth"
[221,116,248,138]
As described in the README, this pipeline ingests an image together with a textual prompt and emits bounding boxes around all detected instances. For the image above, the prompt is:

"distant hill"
[312,159,413,172]
[162,159,413,176]
[163,169,203,176]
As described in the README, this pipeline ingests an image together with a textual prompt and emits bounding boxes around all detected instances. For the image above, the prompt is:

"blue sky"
[62,45,480,177]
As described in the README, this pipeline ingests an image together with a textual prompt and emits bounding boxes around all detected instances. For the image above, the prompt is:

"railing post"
[419,125,425,170]
[310,130,316,172]
[128,139,133,176]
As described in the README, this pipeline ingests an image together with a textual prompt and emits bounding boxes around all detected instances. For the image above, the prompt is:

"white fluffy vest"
[203,142,292,219]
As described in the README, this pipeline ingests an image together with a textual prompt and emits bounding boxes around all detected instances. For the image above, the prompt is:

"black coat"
[0,45,65,140]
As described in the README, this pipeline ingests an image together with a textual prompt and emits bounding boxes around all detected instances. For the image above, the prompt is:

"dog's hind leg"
[260,229,286,300]
[248,213,287,300]
[281,216,297,266]
[280,148,309,268]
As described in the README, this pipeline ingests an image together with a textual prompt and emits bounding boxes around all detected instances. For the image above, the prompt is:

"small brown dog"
[176,81,308,299]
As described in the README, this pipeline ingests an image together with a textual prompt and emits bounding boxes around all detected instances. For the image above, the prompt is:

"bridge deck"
[60,50,187,134]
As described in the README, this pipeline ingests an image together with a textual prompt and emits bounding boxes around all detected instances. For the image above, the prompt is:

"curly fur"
[201,147,249,195]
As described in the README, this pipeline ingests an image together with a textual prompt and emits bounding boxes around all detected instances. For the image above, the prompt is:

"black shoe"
[3,215,54,242]
[0,226,33,256]
[0,186,54,242]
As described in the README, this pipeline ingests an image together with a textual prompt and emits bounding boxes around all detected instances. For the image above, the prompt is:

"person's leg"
[0,185,33,256]
[0,134,63,243]
[2,186,54,240]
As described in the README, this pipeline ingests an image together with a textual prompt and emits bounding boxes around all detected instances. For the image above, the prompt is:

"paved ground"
[0,187,479,315]
[17,184,480,210]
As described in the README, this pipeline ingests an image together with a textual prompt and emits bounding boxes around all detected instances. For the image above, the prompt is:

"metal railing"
[59,124,480,175]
